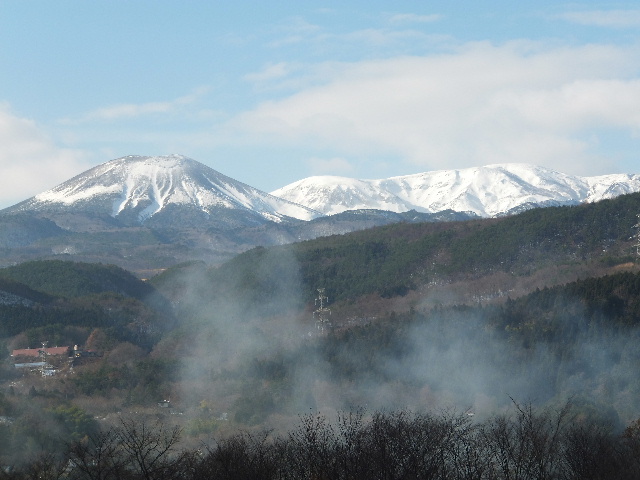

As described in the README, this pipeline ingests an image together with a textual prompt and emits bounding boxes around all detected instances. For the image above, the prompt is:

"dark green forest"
[0,260,159,300]
[194,192,640,309]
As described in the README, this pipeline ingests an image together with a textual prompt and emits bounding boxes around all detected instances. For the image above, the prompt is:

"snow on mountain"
[7,157,640,229]
[271,164,640,218]
[269,176,415,216]
[584,174,640,201]
[10,154,321,223]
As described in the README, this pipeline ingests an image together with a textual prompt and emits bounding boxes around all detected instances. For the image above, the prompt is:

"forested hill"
[179,191,640,311]
[0,260,175,344]
[0,260,158,300]
[489,270,640,342]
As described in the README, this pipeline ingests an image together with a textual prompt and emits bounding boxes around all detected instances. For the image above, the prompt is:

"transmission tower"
[39,341,49,377]
[313,288,332,333]
[634,213,640,262]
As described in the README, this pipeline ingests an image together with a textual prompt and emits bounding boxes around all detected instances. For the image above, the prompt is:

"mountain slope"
[6,154,321,228]
[186,191,640,313]
[0,214,66,248]
[0,259,159,300]
[271,164,640,217]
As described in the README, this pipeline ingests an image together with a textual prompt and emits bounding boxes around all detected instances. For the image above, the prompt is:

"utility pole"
[313,288,332,333]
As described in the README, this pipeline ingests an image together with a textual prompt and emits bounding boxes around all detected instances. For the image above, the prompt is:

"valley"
[1,156,640,473]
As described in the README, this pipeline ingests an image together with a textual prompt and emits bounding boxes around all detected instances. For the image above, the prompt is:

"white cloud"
[231,41,640,176]
[267,16,322,48]
[330,28,443,48]
[63,87,209,124]
[0,105,88,208]
[265,12,451,60]
[388,13,442,24]
[558,9,640,28]
[244,62,293,84]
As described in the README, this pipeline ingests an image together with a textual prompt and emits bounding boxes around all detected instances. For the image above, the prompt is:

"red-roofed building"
[11,346,71,358]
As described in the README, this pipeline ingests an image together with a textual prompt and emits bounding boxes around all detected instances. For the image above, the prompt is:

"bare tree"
[482,399,571,480]
[20,453,68,480]
[441,412,490,480]
[194,430,281,480]
[66,430,127,480]
[286,412,337,479]
[114,417,187,480]
[333,408,367,479]
[13,406,640,480]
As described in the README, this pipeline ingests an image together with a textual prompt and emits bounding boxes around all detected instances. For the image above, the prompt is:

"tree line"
[4,404,640,479]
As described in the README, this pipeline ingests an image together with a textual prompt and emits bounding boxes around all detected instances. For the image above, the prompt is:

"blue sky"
[1,1,639,208]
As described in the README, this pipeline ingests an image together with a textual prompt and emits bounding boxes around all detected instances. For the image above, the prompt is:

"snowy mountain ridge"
[6,156,640,227]
[2,155,640,269]
[271,164,640,217]
[11,154,321,224]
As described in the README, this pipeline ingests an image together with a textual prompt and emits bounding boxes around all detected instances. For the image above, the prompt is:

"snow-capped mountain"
[2,155,640,270]
[8,154,321,228]
[271,164,640,217]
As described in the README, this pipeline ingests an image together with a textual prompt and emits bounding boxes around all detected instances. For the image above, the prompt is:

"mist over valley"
[1,157,640,475]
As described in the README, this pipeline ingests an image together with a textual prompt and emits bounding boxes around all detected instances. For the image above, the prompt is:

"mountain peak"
[6,156,640,232]
[8,154,320,226]
[273,163,640,217]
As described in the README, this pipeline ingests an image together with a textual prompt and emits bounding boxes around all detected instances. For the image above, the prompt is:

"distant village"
[10,344,101,376]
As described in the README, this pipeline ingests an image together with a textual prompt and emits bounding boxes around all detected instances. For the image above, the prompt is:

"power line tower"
[39,341,49,377]
[634,213,640,262]
[313,288,332,333]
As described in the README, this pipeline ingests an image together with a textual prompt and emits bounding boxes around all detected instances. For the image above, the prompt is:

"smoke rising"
[161,250,640,433]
